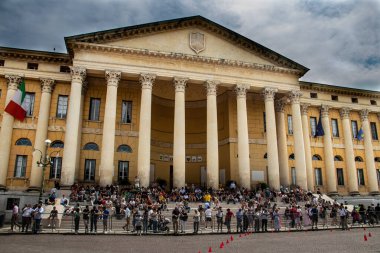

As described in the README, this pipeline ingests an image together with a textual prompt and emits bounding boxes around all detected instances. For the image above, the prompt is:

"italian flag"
[4,80,27,121]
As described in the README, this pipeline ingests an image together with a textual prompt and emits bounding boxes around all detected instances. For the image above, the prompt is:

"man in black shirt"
[82,205,90,234]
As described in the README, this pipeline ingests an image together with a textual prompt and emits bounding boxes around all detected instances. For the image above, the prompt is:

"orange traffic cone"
[230,235,234,241]
[220,242,224,249]
[226,239,229,244]
[369,232,372,237]
[364,234,368,241]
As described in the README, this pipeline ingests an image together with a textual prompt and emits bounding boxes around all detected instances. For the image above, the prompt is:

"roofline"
[0,46,70,64]
[65,15,309,76]
[300,81,380,97]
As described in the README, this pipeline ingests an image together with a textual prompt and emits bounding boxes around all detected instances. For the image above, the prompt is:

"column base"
[327,191,339,197]
[349,191,360,196]
[27,186,41,192]
[369,191,380,196]
[0,184,7,191]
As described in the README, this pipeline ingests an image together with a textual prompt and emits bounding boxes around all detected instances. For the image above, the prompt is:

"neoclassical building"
[0,16,379,202]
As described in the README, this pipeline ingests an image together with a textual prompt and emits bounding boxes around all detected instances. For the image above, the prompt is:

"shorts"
[206,217,212,222]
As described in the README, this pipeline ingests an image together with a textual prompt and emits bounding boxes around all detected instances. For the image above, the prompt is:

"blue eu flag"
[357,127,364,141]
[315,112,324,137]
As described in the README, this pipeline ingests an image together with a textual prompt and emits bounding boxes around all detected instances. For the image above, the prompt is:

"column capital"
[40,78,55,93]
[173,77,188,92]
[139,73,156,89]
[288,90,302,104]
[321,104,330,117]
[360,109,369,121]
[275,100,286,113]
[204,80,219,96]
[5,74,22,90]
[300,103,311,115]
[70,66,86,83]
[235,84,249,99]
[262,87,278,101]
[105,70,121,87]
[339,107,351,119]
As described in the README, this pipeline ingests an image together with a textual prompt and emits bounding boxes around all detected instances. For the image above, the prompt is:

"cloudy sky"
[0,0,379,91]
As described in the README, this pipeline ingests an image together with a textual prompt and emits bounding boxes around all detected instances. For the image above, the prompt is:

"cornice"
[0,46,70,64]
[300,82,380,98]
[69,42,303,76]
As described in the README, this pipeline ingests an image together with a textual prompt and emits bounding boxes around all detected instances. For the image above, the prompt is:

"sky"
[0,0,379,91]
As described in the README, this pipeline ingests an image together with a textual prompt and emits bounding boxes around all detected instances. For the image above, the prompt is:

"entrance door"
[200,166,207,188]
[169,165,173,190]
[150,164,155,184]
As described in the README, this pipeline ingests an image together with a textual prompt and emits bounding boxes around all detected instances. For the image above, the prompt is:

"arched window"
[83,142,99,151]
[117,144,132,153]
[289,153,295,160]
[15,138,32,146]
[50,140,64,148]
[375,157,380,163]
[355,156,363,162]
[312,154,322,161]
[263,153,267,159]
[334,155,343,161]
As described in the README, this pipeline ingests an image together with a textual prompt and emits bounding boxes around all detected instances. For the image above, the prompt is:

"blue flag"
[357,127,364,141]
[315,112,324,137]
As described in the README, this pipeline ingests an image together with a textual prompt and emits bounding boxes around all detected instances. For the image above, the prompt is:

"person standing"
[122,205,131,231]
[273,208,281,232]
[74,207,80,234]
[48,206,58,230]
[33,203,44,234]
[172,207,180,235]
[11,203,21,232]
[204,206,213,229]
[216,207,224,232]
[21,204,33,233]
[225,208,234,233]
[90,206,98,234]
[82,205,89,234]
[179,209,188,233]
[339,204,348,230]
[260,208,269,232]
[193,209,200,234]
[236,208,243,233]
[375,203,380,224]
[102,207,110,233]
[311,205,319,230]
[151,209,158,233]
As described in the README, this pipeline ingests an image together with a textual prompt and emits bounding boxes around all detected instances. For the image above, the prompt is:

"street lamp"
[35,139,60,202]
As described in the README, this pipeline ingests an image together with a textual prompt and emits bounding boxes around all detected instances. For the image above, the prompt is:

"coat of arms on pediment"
[189,32,205,54]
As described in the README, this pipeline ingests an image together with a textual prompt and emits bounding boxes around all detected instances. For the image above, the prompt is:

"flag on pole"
[4,80,27,121]
[315,110,324,137]
[357,127,364,141]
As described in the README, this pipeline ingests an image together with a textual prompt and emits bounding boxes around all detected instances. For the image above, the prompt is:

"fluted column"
[321,105,338,195]
[0,75,22,190]
[137,73,156,187]
[301,103,314,191]
[360,109,380,195]
[235,84,250,189]
[263,88,280,190]
[205,80,219,189]
[75,82,87,180]
[29,78,55,191]
[340,108,359,195]
[275,100,290,187]
[99,70,121,186]
[173,77,188,188]
[61,66,86,187]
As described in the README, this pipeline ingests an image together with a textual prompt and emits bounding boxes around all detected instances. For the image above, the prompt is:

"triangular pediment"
[65,16,308,75]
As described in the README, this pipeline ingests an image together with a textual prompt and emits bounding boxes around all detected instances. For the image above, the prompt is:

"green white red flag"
[4,80,27,121]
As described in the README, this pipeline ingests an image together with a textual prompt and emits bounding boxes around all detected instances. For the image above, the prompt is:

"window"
[310,117,317,137]
[337,168,344,186]
[289,153,295,160]
[312,154,322,161]
[351,121,358,139]
[60,66,70,73]
[315,168,323,186]
[56,95,68,119]
[331,119,339,137]
[14,155,27,178]
[117,144,132,153]
[263,112,266,132]
[287,115,293,135]
[331,95,338,101]
[310,93,318,98]
[121,101,132,124]
[375,157,380,163]
[351,97,358,103]
[89,98,100,121]
[0,59,4,66]
[49,157,62,179]
[50,140,64,148]
[83,142,99,151]
[15,138,32,146]
[334,155,343,161]
[370,122,378,140]
[27,62,38,70]
[118,161,129,182]
[357,169,365,186]
[84,159,96,181]
[291,167,296,185]
[6,198,20,210]
[24,92,35,116]
[370,100,377,105]
[355,156,363,162]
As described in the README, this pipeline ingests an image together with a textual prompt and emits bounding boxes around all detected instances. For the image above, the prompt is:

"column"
[61,66,86,187]
[263,88,280,190]
[235,84,250,189]
[75,81,88,180]
[173,77,188,188]
[0,75,22,190]
[29,78,55,191]
[99,70,121,186]
[137,73,156,187]
[321,105,338,195]
[301,103,314,191]
[205,80,219,189]
[360,109,380,195]
[340,107,359,195]
[275,100,290,187]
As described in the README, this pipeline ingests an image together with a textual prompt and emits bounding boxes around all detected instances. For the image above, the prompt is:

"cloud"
[0,0,379,90]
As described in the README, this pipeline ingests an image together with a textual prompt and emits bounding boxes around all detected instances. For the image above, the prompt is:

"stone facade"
[0,16,379,197]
